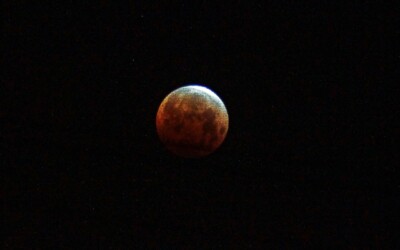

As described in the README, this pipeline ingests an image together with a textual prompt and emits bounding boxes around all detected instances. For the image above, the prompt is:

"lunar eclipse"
[156,85,229,158]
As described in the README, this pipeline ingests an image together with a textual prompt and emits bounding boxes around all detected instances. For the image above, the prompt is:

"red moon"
[156,85,229,158]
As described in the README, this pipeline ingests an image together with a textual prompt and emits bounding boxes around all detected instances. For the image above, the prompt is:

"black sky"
[3,1,398,248]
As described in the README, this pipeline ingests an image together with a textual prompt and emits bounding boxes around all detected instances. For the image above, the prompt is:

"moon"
[156,85,229,158]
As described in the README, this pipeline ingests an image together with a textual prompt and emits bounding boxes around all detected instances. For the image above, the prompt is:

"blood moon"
[156,85,229,158]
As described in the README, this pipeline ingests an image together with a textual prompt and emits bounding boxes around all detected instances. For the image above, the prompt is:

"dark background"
[3,1,398,248]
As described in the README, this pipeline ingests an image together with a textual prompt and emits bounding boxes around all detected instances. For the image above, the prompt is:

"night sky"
[4,1,398,248]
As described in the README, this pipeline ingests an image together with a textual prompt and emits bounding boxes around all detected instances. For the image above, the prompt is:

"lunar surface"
[156,85,229,157]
